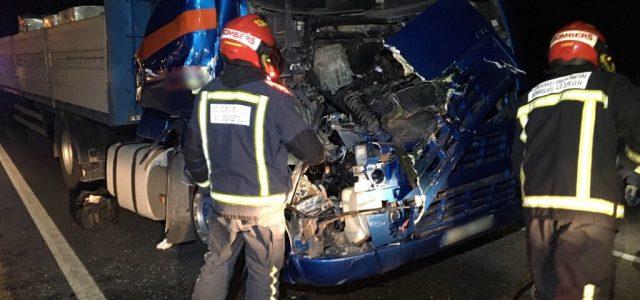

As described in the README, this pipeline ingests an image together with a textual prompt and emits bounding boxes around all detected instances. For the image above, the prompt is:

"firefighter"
[513,21,640,299]
[185,14,325,300]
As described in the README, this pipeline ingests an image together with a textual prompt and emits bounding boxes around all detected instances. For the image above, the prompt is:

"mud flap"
[163,152,196,245]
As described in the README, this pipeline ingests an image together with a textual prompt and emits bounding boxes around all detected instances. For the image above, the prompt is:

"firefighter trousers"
[192,211,286,300]
[526,216,616,300]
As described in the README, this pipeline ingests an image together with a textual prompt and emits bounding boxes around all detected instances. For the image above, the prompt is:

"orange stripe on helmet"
[136,9,217,61]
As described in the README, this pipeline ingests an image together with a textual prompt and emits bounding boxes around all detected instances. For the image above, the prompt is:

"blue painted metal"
[213,0,248,74]
[104,0,155,126]
[359,148,412,204]
[136,0,247,141]
[284,200,520,286]
[141,0,247,75]
[283,120,521,285]
[409,36,516,209]
[386,0,504,80]
[414,123,518,233]
[405,35,518,211]
[281,0,522,285]
[367,208,412,247]
[490,0,527,95]
[136,109,173,142]
[142,0,217,73]
[491,0,515,54]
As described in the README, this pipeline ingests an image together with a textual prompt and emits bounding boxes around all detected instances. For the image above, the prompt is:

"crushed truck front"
[150,0,524,285]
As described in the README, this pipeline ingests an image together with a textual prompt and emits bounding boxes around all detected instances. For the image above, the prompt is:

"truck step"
[14,104,44,122]
[13,104,47,137]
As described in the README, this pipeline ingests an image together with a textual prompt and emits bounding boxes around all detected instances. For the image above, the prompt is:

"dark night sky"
[507,0,640,84]
[0,0,639,85]
[0,0,102,36]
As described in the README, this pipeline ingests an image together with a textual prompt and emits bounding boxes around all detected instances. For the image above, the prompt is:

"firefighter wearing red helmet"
[513,21,640,299]
[185,14,325,300]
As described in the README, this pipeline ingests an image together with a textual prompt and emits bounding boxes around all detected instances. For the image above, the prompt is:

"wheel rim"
[193,193,213,244]
[61,130,74,175]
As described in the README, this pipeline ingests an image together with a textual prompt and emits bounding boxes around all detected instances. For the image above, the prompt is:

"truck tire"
[58,127,81,188]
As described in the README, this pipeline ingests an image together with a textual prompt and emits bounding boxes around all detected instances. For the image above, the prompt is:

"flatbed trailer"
[0,1,153,127]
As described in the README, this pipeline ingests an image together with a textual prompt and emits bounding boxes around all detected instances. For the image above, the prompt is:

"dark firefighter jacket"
[184,63,324,219]
[512,65,640,222]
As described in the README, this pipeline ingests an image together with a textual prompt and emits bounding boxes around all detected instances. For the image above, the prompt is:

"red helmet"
[548,21,606,68]
[220,14,281,78]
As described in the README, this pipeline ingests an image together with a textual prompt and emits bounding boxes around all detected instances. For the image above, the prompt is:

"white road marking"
[0,144,106,300]
[613,250,640,264]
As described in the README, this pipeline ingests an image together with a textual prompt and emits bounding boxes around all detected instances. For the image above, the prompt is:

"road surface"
[0,122,638,299]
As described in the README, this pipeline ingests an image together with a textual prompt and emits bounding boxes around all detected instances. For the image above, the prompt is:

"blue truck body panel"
[142,0,217,73]
[104,0,155,126]
[387,0,496,80]
[141,0,247,75]
[283,202,519,286]
[134,0,247,136]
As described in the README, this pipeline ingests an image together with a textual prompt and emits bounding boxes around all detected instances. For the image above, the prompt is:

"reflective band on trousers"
[195,180,210,188]
[523,196,624,218]
[626,145,640,164]
[269,265,278,300]
[198,90,271,197]
[583,284,595,300]
[211,191,286,206]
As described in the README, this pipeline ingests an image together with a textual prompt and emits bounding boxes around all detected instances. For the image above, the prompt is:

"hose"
[342,92,381,132]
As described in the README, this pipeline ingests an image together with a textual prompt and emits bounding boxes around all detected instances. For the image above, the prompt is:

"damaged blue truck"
[0,0,524,286]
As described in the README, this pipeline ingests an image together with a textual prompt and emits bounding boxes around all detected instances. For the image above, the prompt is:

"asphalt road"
[0,122,638,299]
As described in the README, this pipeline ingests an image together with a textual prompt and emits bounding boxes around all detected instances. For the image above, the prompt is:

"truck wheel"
[59,127,81,188]
[190,191,213,245]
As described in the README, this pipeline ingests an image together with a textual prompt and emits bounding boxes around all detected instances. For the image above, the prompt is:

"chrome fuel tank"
[106,143,172,220]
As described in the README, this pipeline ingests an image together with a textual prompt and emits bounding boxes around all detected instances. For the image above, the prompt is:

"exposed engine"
[260,13,454,258]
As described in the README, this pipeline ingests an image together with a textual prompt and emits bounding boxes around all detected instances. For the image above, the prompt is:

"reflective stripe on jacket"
[513,67,640,220]
[184,66,324,219]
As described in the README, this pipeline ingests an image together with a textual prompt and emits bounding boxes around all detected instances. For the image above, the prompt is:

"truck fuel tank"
[106,143,171,220]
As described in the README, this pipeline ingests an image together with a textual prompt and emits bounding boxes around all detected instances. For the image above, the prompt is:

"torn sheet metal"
[386,0,501,79]
[282,0,523,286]
[138,0,219,73]
[138,0,248,75]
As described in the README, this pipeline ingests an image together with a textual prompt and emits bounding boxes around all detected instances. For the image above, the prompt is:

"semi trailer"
[0,0,525,285]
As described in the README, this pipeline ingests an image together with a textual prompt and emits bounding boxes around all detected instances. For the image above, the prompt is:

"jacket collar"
[547,64,597,78]
[220,62,266,88]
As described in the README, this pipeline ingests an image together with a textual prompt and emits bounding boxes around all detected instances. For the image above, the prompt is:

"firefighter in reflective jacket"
[513,21,640,300]
[185,14,325,300]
